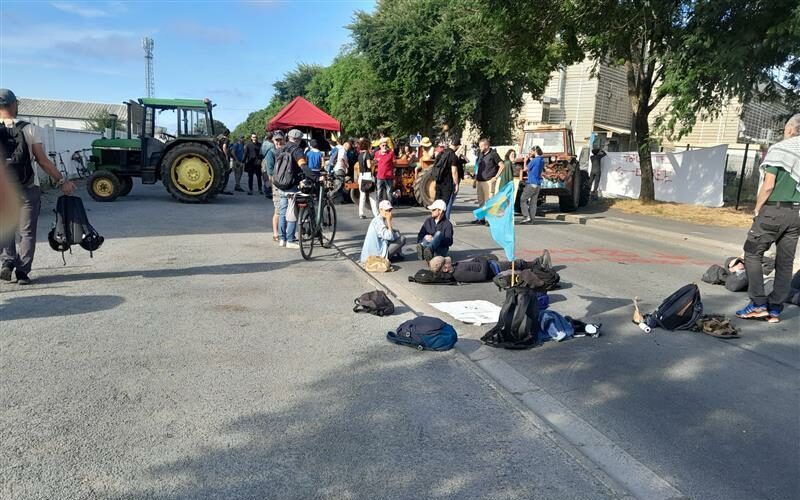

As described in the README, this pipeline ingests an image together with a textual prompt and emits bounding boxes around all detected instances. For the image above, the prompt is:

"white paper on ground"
[430,300,501,325]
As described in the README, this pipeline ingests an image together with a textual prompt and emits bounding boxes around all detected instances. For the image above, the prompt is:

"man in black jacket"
[243,132,263,195]
[416,199,454,262]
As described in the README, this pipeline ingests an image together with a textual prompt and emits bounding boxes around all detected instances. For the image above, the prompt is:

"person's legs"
[526,185,540,220]
[387,233,406,259]
[255,169,263,193]
[221,166,231,192]
[278,193,289,243]
[767,208,800,311]
[358,187,368,217]
[272,188,282,240]
[285,192,298,243]
[475,181,490,221]
[377,179,391,202]
[520,184,532,220]
[740,206,781,317]
[234,162,244,191]
[247,170,254,194]
[11,186,41,276]
[445,191,456,220]
[368,191,379,217]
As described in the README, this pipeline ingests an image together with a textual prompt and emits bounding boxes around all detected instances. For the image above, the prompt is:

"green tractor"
[87,98,226,203]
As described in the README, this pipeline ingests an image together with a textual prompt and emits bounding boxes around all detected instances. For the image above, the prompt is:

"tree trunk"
[634,98,655,202]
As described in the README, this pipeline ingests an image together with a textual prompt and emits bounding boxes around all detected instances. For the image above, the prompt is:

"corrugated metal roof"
[17,98,128,120]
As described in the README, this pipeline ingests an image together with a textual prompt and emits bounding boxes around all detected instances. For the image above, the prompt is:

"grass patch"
[601,199,754,228]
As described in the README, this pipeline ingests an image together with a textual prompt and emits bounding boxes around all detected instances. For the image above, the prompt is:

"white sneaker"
[279,240,286,247]
[285,241,300,249]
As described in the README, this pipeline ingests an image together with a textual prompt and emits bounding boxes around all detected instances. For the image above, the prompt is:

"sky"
[0,0,375,129]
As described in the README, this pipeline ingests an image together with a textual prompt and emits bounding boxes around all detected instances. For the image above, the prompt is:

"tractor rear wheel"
[349,187,360,205]
[160,143,223,203]
[87,171,121,202]
[578,170,590,207]
[413,168,436,207]
[118,176,134,197]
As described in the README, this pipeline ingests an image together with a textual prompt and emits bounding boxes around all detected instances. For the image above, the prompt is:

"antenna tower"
[142,37,154,98]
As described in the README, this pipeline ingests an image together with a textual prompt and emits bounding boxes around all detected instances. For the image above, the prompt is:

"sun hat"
[379,200,393,211]
[420,137,433,147]
[427,199,446,211]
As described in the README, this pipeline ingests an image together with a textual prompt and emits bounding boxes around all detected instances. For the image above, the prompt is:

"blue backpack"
[387,316,458,351]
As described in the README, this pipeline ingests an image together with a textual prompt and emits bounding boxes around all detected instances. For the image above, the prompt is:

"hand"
[424,234,433,242]
[61,180,76,196]
[454,185,459,194]
[472,180,477,188]
[384,211,393,222]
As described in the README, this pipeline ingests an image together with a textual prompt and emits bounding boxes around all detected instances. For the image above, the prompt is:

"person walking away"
[243,133,263,195]
[260,131,274,198]
[520,146,544,224]
[589,148,607,200]
[357,137,379,219]
[326,136,339,175]
[500,149,516,189]
[0,89,76,285]
[433,138,460,220]
[471,138,504,224]
[305,139,323,180]
[216,130,233,195]
[360,200,406,263]
[332,139,351,200]
[277,129,312,248]
[231,136,245,192]
[265,131,285,242]
[416,199,454,262]
[374,137,395,202]
[736,114,800,323]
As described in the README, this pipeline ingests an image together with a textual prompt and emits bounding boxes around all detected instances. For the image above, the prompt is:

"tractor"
[516,124,589,212]
[87,98,226,203]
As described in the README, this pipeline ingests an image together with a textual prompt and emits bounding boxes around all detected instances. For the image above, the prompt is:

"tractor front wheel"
[118,176,134,197]
[87,171,121,202]
[161,143,223,203]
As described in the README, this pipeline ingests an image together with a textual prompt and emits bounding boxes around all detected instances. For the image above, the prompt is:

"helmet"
[79,231,104,253]
[299,178,315,194]
[48,228,69,252]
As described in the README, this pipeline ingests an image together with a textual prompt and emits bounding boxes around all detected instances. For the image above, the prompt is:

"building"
[17,98,128,131]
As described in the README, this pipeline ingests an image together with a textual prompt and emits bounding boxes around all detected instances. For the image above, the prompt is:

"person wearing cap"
[374,136,396,202]
[0,89,76,285]
[305,138,323,179]
[417,199,454,262]
[360,199,406,264]
[260,131,274,198]
[432,138,462,220]
[472,137,504,224]
[265,130,285,242]
[277,128,312,249]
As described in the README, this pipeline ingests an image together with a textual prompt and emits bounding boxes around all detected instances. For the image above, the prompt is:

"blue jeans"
[420,230,448,256]
[279,188,298,242]
[377,179,393,202]
[445,191,456,220]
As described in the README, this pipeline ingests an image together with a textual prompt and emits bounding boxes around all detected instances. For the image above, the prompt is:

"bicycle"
[70,149,92,178]
[294,176,338,260]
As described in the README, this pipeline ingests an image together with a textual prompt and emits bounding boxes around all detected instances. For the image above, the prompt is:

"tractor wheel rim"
[172,154,213,195]
[93,178,114,197]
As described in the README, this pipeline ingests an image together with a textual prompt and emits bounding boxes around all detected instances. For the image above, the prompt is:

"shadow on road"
[0,294,124,321]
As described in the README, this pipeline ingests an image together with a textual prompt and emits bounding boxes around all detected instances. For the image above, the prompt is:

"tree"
[561,0,800,201]
[84,108,125,133]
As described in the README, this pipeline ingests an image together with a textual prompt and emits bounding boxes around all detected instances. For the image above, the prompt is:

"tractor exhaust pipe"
[109,114,118,140]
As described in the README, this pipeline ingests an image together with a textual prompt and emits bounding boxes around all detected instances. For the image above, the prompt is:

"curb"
[332,237,684,500]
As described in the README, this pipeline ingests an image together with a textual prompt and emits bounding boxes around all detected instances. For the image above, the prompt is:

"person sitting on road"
[416,199,454,262]
[360,200,406,264]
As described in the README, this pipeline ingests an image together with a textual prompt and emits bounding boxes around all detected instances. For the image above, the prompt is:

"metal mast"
[142,37,154,98]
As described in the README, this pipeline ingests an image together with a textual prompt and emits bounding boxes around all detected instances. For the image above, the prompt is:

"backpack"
[481,287,540,349]
[645,283,703,331]
[353,290,395,316]
[408,268,458,285]
[47,195,104,264]
[452,256,492,283]
[492,267,559,291]
[364,255,391,273]
[272,143,300,190]
[0,121,34,185]
[387,316,458,351]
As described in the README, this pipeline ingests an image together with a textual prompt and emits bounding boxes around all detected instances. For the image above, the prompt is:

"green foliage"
[84,108,125,132]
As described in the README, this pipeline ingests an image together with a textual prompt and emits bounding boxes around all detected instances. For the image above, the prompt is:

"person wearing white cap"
[416,199,454,262]
[360,199,406,264]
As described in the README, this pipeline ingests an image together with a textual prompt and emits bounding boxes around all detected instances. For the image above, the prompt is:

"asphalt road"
[334,186,800,500]
[1,183,618,500]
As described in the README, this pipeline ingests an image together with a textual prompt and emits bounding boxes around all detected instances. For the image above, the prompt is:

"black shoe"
[470,219,481,225]
[416,244,425,261]
[15,271,30,285]
[234,186,245,192]
[0,266,12,282]
[221,190,234,195]
[389,253,405,263]
[423,247,434,262]
[247,191,253,196]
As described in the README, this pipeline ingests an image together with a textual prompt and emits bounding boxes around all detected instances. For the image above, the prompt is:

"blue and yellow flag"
[473,181,515,260]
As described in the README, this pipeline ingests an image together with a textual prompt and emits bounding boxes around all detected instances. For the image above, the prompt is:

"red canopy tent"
[267,96,340,132]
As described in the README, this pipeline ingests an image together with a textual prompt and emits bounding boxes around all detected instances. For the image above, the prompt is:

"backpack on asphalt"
[645,283,703,331]
[0,120,34,185]
[48,195,104,264]
[387,316,458,351]
[492,267,560,291]
[481,287,540,349]
[408,268,458,285]
[452,256,493,283]
[272,143,299,190]
[353,290,395,317]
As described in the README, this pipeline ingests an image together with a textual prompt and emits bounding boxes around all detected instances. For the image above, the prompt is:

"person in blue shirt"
[520,146,544,224]
[360,200,406,263]
[230,136,246,192]
[305,139,323,179]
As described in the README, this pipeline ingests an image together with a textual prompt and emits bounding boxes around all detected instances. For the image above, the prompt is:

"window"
[522,131,565,154]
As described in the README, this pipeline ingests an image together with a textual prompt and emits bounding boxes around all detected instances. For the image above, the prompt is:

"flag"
[473,181,515,260]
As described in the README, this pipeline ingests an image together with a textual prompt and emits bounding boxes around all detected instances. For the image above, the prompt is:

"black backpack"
[646,283,703,331]
[481,287,540,349]
[408,268,458,285]
[493,267,560,291]
[272,143,300,190]
[0,121,34,185]
[353,290,395,316]
[48,195,104,264]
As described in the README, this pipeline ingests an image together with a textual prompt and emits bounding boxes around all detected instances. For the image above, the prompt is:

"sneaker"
[767,306,781,324]
[15,271,31,285]
[360,215,366,220]
[279,239,287,247]
[234,186,245,192]
[520,217,532,224]
[735,302,768,319]
[0,266,12,282]
[416,244,425,261]
[285,241,300,249]
[423,246,434,262]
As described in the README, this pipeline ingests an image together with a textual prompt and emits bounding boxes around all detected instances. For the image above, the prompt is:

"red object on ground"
[267,96,340,131]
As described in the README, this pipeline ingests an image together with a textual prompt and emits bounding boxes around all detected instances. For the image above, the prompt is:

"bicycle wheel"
[298,206,315,260]
[319,199,337,248]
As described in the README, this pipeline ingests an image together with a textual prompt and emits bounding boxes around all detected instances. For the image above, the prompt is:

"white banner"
[599,145,728,207]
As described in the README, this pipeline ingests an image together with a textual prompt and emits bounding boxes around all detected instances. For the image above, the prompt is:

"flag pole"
[511,180,516,285]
